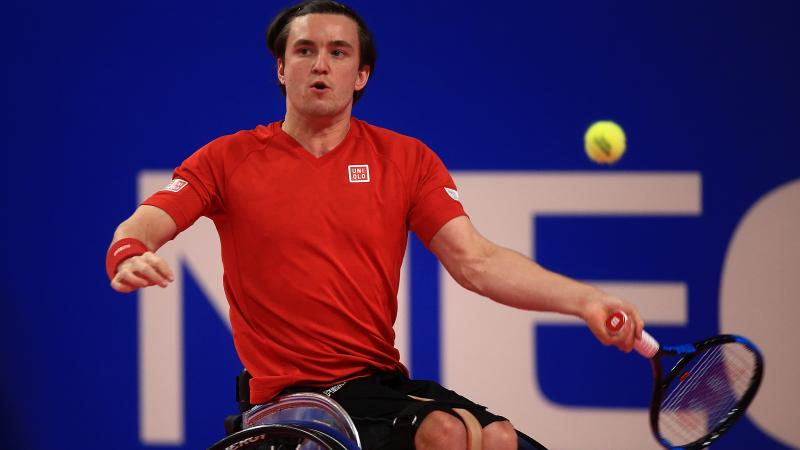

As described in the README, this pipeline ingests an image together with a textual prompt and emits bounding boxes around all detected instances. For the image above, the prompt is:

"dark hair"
[266,0,377,104]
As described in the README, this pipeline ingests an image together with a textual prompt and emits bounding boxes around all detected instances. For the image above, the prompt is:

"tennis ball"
[585,121,626,164]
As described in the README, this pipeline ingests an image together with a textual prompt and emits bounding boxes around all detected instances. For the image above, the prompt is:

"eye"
[297,47,312,56]
[331,49,346,57]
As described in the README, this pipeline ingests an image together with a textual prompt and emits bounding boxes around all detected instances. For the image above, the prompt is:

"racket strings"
[659,343,756,445]
[660,346,729,443]
[661,346,726,412]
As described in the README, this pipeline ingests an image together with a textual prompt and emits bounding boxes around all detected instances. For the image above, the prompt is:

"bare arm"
[109,205,178,293]
[428,216,643,352]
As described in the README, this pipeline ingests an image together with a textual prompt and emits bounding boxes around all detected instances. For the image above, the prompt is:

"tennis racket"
[606,311,764,450]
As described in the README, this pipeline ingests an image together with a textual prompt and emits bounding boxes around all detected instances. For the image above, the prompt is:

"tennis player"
[106,1,643,449]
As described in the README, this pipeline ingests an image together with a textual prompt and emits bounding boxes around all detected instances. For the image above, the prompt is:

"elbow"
[458,262,485,294]
[430,218,497,296]
[452,243,495,296]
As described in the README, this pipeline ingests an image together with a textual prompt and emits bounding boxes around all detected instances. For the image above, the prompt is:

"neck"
[282,107,353,158]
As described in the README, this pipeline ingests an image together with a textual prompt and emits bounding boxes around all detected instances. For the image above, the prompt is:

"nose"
[311,53,330,74]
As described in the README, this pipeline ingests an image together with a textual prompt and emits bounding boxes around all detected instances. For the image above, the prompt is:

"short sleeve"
[408,144,467,246]
[142,140,224,234]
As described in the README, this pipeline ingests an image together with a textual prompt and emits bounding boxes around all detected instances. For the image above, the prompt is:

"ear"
[354,65,371,91]
[277,58,286,86]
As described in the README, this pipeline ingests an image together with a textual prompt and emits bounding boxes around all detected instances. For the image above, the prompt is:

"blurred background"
[2,0,798,448]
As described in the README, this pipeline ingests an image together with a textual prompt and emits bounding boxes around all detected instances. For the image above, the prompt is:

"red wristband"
[106,238,148,280]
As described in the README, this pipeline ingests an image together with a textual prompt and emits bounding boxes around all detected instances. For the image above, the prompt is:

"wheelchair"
[208,370,547,450]
[207,392,361,449]
[207,371,360,450]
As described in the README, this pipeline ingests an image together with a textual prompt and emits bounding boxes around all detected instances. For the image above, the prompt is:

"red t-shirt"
[143,117,466,403]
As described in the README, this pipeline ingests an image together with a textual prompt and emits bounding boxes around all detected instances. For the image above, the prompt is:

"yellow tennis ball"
[585,121,626,164]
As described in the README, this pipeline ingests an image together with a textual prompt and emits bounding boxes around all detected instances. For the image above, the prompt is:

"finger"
[624,325,636,352]
[115,268,152,289]
[111,276,136,293]
[133,264,170,288]
[110,279,131,293]
[621,305,643,341]
[122,255,170,287]
[610,325,632,353]
[589,322,611,347]
[601,310,623,347]
[605,309,635,352]
[143,253,175,282]
[610,335,630,353]
[117,254,170,287]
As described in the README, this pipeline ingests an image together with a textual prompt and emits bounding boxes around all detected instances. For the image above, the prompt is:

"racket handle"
[605,311,660,358]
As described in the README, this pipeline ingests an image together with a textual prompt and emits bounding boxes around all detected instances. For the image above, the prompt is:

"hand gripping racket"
[605,311,764,450]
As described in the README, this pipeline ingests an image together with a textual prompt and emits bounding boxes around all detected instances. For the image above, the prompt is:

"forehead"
[286,13,360,45]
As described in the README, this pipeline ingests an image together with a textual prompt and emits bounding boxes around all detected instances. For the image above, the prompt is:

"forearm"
[111,205,177,251]
[108,205,177,292]
[431,216,643,351]
[463,244,602,319]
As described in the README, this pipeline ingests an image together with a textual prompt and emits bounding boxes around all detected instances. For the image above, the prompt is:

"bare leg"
[481,421,517,450]
[414,411,467,450]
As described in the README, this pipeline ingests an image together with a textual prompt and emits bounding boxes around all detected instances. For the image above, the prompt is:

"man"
[106,1,643,449]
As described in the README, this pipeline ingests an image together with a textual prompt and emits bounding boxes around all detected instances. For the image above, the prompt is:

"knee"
[482,420,517,450]
[415,411,467,450]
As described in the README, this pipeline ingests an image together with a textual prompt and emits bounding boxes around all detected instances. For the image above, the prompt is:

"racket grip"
[605,311,660,358]
[634,330,659,358]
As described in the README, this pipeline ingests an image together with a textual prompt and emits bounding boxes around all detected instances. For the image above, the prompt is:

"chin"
[301,101,349,118]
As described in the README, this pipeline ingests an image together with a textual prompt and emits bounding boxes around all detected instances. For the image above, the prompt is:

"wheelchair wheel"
[207,423,356,450]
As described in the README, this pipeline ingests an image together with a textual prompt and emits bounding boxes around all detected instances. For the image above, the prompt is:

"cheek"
[342,67,362,88]
[283,67,305,91]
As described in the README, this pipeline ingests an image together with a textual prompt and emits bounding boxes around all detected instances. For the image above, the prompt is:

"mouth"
[310,81,330,92]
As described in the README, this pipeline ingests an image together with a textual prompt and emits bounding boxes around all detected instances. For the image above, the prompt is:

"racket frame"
[649,334,764,450]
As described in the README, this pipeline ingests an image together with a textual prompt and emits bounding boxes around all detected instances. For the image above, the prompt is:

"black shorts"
[325,371,507,449]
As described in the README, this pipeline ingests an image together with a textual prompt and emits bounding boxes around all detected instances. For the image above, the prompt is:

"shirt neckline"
[273,118,360,168]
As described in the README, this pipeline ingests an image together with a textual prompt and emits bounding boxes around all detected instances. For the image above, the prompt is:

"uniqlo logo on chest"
[348,164,370,183]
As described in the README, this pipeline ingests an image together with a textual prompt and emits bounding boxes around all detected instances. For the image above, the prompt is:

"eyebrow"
[292,38,354,49]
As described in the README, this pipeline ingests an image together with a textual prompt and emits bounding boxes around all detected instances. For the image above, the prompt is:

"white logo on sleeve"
[348,165,370,183]
[163,179,188,192]
[444,187,460,201]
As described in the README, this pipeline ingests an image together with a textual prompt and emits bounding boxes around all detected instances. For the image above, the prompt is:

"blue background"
[2,1,798,448]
